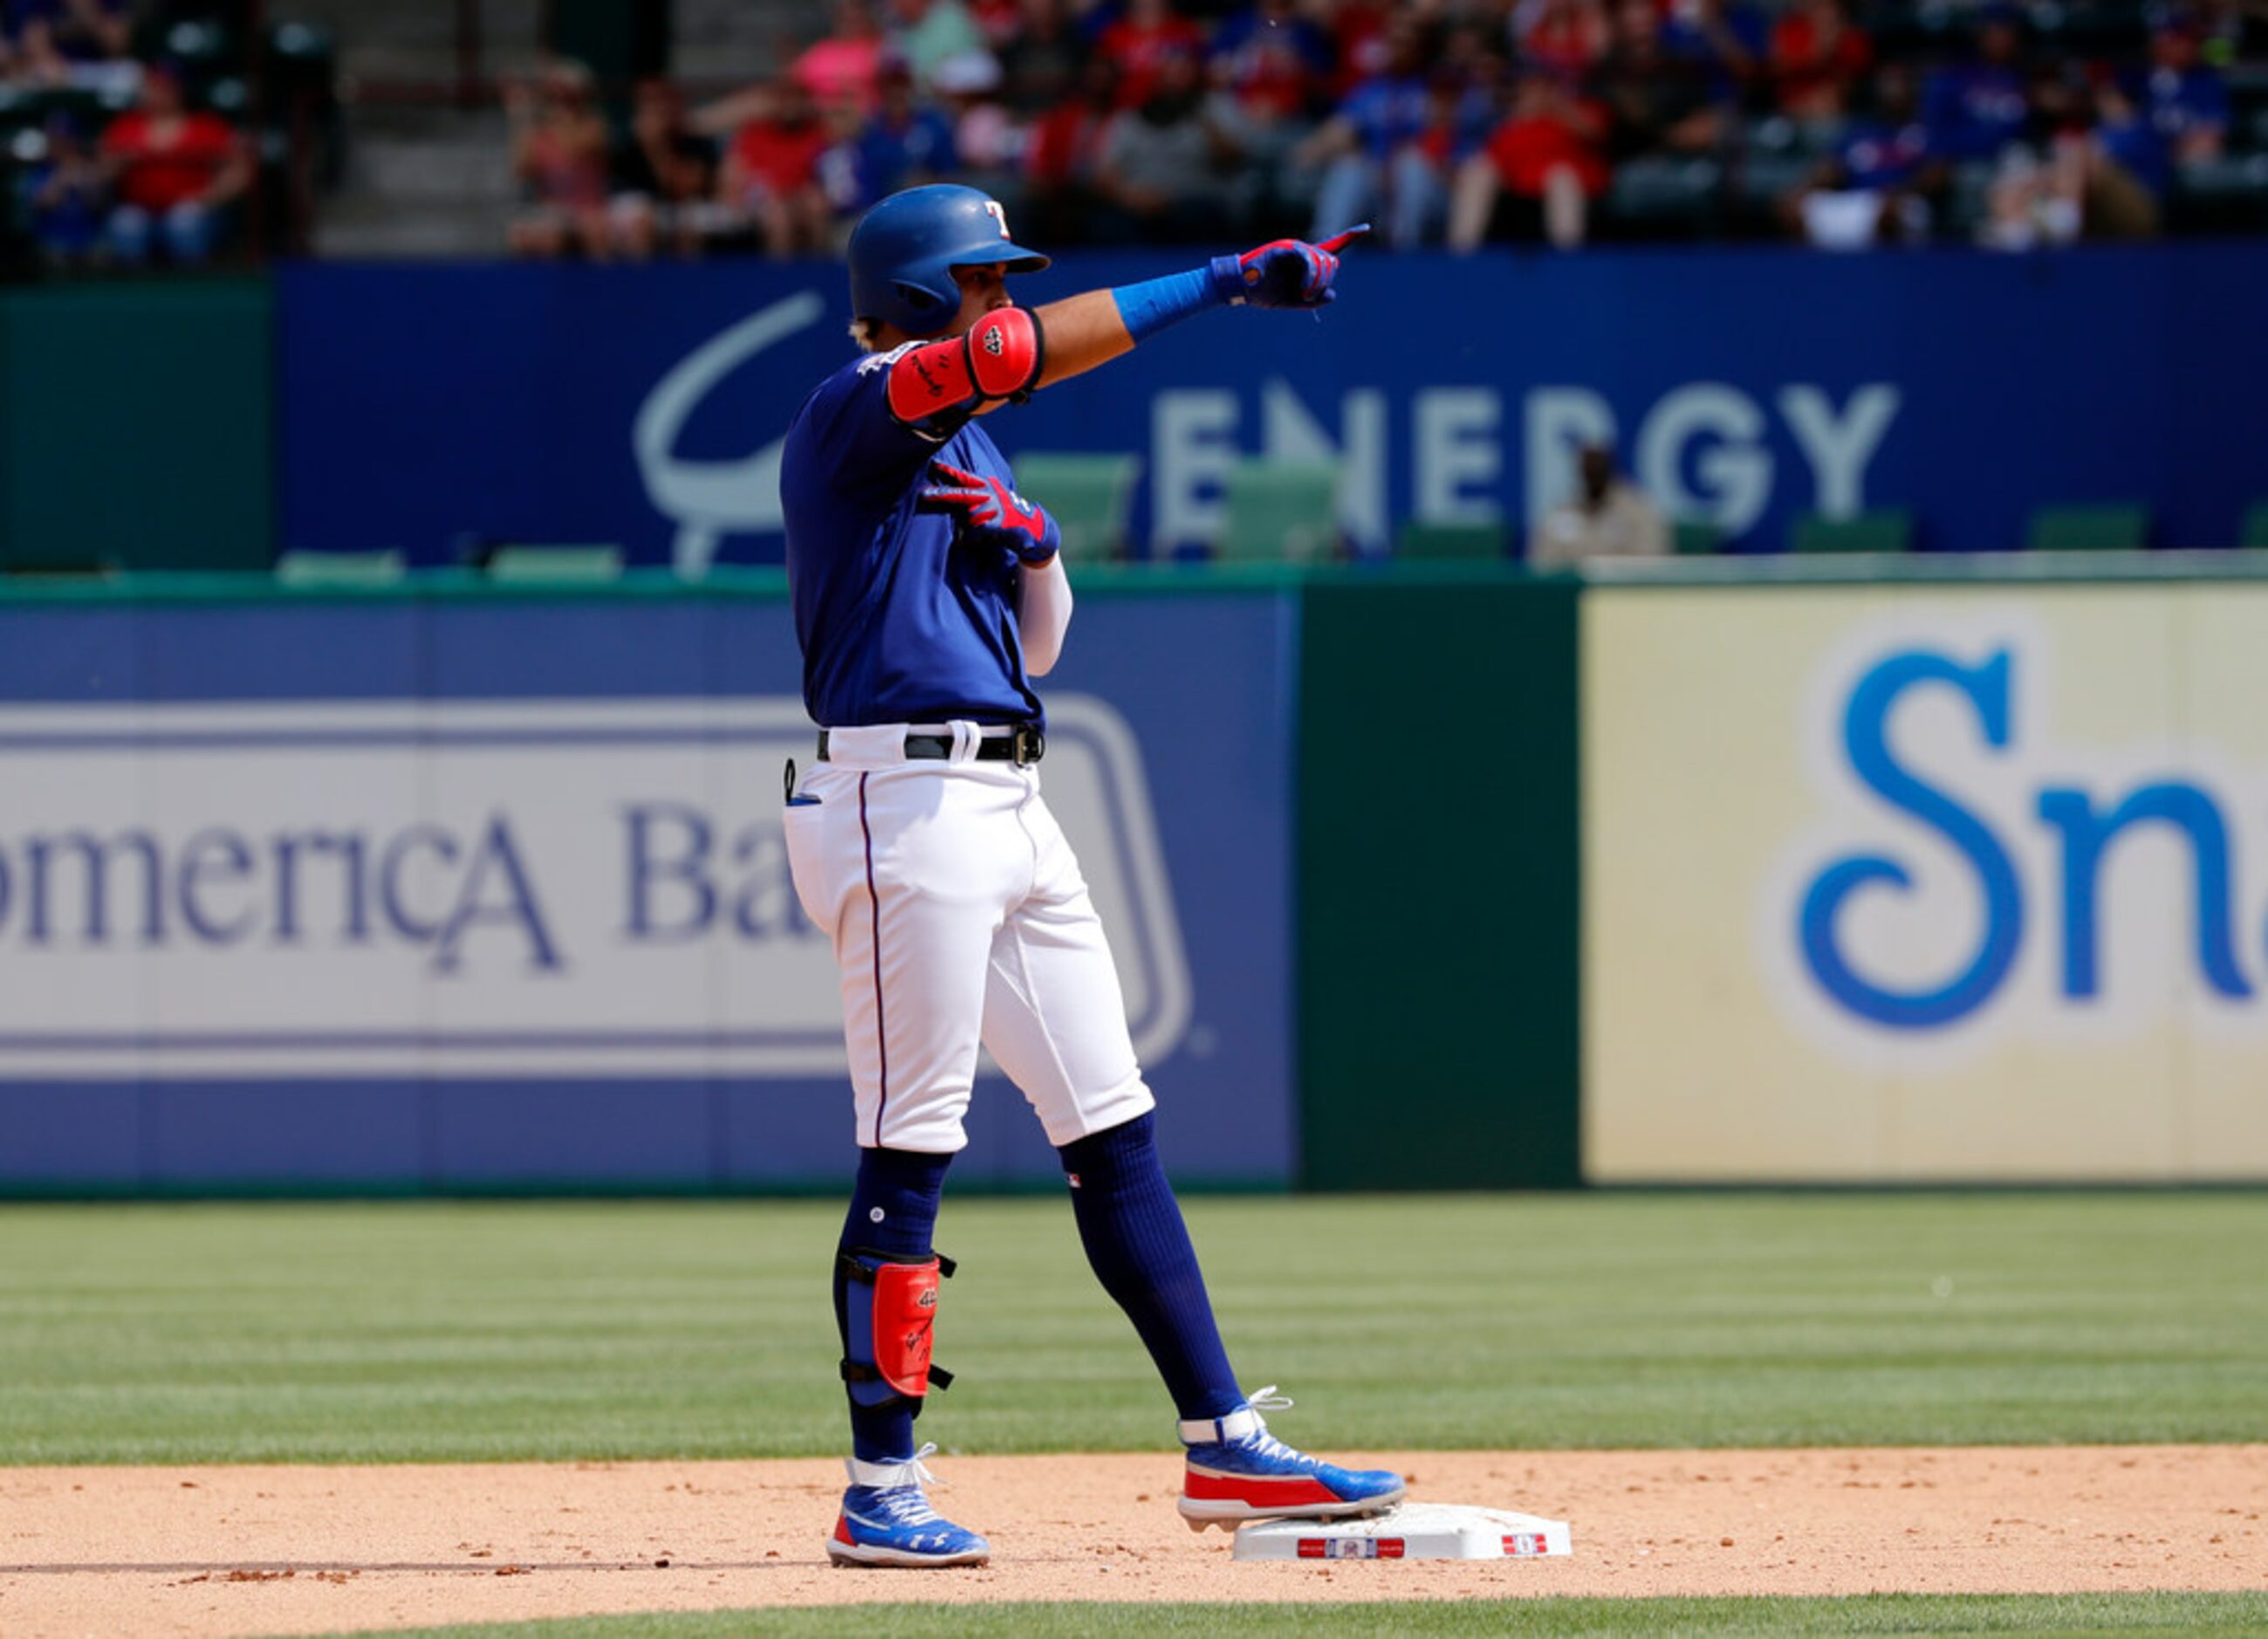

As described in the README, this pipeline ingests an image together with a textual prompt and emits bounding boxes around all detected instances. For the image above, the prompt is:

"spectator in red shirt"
[969,0,1023,46]
[1449,67,1610,250]
[1211,0,1333,126]
[1097,0,1206,111]
[1022,55,1119,243]
[719,78,833,256]
[1518,0,1613,81]
[505,60,613,259]
[1326,2,1391,92]
[99,61,251,266]
[1770,0,1872,123]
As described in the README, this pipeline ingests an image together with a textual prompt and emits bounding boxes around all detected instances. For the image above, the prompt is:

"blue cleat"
[1177,1387,1406,1531]
[826,1444,990,1567]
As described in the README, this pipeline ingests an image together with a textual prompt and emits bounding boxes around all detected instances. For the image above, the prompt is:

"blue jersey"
[781,346,1040,730]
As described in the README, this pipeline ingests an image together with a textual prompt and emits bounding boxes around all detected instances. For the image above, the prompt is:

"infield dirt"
[2,1445,2262,1636]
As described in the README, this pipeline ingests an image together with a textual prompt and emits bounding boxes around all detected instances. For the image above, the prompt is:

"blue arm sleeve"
[1112,262,1245,343]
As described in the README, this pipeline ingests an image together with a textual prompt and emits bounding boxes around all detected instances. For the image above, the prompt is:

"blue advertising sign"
[0,588,1293,1193]
[278,243,2268,562]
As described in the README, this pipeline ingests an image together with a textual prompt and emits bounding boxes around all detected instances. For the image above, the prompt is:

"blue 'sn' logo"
[1798,645,2252,1030]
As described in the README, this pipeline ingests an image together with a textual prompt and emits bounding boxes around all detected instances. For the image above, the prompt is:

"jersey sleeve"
[798,347,975,493]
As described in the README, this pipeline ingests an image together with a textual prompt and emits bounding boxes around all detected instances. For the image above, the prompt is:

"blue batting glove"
[1208,224,1369,311]
[917,459,1061,567]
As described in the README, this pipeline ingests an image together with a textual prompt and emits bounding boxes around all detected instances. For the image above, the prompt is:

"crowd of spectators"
[8,3,257,269]
[508,0,2268,262]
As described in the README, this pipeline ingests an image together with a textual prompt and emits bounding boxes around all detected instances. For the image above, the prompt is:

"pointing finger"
[1314,223,1371,254]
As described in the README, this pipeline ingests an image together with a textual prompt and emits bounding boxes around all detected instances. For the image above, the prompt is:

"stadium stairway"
[295,0,812,258]
[286,0,538,258]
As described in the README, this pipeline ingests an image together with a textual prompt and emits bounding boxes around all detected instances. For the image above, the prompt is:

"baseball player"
[778,183,1396,1567]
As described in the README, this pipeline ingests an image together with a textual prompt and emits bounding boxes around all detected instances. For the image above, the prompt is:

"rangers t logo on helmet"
[846,185,1052,339]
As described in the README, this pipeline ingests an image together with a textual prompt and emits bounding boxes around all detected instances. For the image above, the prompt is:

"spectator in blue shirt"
[1837,65,1934,192]
[24,111,106,265]
[1788,62,1941,246]
[2080,72,2169,236]
[1659,0,1766,105]
[2135,14,2229,161]
[1923,7,2033,163]
[826,64,959,215]
[8,0,130,84]
[1290,15,1456,248]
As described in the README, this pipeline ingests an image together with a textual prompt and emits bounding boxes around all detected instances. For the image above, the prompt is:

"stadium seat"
[2173,154,2268,234]
[2025,504,2150,552]
[1738,149,1819,209]
[1673,519,1723,556]
[1791,510,1914,554]
[1606,156,1723,237]
[1011,452,1138,564]
[162,18,230,71]
[275,549,406,588]
[485,545,625,583]
[1215,460,1339,564]
[2241,502,2268,550]
[1396,520,1507,560]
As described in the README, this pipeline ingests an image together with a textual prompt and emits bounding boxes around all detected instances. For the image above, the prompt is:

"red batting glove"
[917,459,1062,567]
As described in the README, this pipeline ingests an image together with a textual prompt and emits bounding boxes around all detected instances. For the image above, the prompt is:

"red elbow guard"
[966,306,1044,401]
[885,307,1045,428]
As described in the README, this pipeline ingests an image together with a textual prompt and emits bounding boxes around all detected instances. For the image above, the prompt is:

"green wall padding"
[0,281,274,573]
[1297,572,1582,1190]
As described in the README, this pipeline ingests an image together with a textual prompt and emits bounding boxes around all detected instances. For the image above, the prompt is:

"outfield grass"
[353,1593,2268,1638]
[1,1194,2262,1464]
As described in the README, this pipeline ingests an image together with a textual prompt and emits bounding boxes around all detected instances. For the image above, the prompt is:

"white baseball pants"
[782,722,1157,1154]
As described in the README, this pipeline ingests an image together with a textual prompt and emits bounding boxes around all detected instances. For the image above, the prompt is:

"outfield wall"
[0,577,1296,1193]
[10,249,2268,576]
[0,283,272,574]
[4,565,2266,1194]
[267,247,2268,563]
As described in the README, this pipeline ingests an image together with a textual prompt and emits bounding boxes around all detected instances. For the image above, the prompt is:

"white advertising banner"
[0,696,1188,1081]
[1585,584,2268,1182]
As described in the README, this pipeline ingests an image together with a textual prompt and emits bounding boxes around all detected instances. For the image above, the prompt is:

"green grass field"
[6,1193,2262,1636]
[2,1192,2263,1464]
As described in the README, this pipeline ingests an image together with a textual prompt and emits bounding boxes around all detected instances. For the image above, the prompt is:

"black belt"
[818,723,1045,766]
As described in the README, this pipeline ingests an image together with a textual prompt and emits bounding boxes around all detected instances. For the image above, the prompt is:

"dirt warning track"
[2,1445,2262,1637]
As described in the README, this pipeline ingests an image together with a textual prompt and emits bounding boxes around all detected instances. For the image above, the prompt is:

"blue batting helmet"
[846,184,1051,338]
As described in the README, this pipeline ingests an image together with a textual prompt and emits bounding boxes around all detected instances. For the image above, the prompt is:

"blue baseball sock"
[835,1145,953,1465]
[1057,1112,1244,1423]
